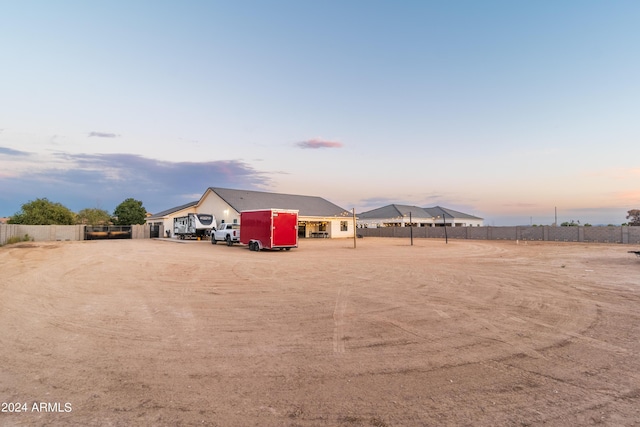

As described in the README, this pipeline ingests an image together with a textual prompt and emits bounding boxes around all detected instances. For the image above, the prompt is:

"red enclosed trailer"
[240,209,299,251]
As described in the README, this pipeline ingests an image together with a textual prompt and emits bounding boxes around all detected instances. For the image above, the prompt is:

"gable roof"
[424,206,483,220]
[207,187,351,217]
[358,204,482,220]
[357,204,426,219]
[147,201,198,219]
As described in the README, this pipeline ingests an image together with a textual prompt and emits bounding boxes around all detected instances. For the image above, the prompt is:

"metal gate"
[149,224,160,238]
[85,226,132,240]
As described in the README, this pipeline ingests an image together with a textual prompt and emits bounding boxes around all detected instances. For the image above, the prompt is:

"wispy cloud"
[0,146,30,156]
[0,151,270,215]
[88,132,119,138]
[296,138,343,149]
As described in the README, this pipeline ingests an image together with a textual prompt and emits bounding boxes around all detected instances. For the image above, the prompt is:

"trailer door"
[273,212,298,247]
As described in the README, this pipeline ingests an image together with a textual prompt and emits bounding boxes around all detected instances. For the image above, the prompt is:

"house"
[146,187,355,238]
[357,204,483,228]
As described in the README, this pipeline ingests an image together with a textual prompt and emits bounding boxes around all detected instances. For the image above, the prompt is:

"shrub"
[2,234,33,246]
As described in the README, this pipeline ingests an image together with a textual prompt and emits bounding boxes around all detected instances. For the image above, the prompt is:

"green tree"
[627,209,640,226]
[77,208,111,226]
[8,198,75,225]
[113,198,147,225]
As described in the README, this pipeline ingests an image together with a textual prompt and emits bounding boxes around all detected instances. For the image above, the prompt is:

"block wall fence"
[0,224,151,246]
[356,225,640,245]
[2,224,639,246]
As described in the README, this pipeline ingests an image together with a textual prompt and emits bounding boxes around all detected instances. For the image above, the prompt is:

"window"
[340,221,348,231]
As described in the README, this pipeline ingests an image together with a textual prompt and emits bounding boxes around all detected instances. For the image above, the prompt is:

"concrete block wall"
[356,225,640,245]
[1,224,155,245]
[447,227,468,239]
[583,226,622,243]
[3,223,639,246]
[491,227,517,240]
[466,227,488,240]
[547,226,580,242]
[0,224,85,244]
[518,227,544,241]
[131,224,150,239]
[626,226,640,244]
[0,224,20,245]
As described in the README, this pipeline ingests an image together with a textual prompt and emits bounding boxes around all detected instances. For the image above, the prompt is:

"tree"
[113,198,147,225]
[77,208,111,226]
[627,209,640,226]
[8,198,75,225]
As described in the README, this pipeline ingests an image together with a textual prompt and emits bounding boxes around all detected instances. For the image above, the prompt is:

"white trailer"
[173,213,216,240]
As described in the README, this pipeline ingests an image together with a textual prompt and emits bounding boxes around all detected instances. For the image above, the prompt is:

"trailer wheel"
[285,248,291,251]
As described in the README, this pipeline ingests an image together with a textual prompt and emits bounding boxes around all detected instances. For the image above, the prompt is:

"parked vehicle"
[173,213,216,240]
[240,209,298,251]
[211,223,240,246]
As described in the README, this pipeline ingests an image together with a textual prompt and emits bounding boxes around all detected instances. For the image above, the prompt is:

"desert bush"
[2,234,33,246]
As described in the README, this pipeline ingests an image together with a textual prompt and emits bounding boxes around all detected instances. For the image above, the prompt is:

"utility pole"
[352,208,357,249]
[409,211,413,246]
[443,213,448,244]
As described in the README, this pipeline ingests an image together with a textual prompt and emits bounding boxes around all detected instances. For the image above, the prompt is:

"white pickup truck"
[211,223,240,246]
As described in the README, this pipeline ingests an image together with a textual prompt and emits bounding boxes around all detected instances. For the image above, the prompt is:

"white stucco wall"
[197,190,239,226]
[149,189,356,239]
[329,218,354,238]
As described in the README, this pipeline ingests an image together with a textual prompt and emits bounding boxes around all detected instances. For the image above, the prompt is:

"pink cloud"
[296,138,343,149]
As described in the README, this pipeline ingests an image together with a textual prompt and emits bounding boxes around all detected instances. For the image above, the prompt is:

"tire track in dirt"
[3,238,639,426]
[333,288,349,355]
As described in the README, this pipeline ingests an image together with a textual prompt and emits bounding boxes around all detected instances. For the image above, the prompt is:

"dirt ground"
[1,237,639,426]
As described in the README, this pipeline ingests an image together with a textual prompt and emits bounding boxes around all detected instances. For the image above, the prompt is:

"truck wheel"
[211,236,217,244]
[226,235,232,246]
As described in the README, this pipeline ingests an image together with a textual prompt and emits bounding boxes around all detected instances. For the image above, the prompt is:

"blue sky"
[1,1,639,225]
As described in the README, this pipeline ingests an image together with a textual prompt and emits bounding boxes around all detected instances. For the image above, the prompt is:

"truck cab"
[211,223,240,246]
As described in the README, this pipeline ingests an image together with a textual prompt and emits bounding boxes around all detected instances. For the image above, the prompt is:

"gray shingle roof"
[147,201,197,219]
[358,204,482,220]
[357,204,426,219]
[209,187,351,217]
[427,206,483,220]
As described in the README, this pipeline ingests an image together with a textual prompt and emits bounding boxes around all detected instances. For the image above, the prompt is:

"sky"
[1,1,639,226]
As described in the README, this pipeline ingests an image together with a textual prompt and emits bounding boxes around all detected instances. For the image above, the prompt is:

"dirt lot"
[1,237,639,426]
